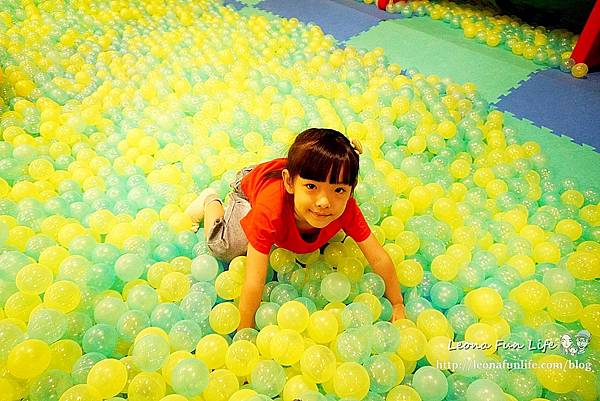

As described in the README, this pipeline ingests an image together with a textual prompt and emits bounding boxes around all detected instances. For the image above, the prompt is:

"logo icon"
[560,330,591,356]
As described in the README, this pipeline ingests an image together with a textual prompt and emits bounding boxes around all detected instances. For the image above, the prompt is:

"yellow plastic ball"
[256,325,280,358]
[425,336,452,367]
[59,384,102,401]
[333,362,370,400]
[555,219,583,241]
[566,251,599,280]
[533,355,576,394]
[386,384,422,401]
[381,216,405,240]
[135,327,169,344]
[509,280,549,312]
[225,340,259,377]
[87,358,128,398]
[353,293,382,321]
[547,292,583,323]
[15,263,53,294]
[464,323,498,355]
[416,309,449,339]
[397,328,427,361]
[533,241,561,263]
[307,310,338,344]
[127,372,166,401]
[507,255,536,278]
[300,344,336,383]
[396,259,424,287]
[196,334,228,370]
[464,287,503,319]
[408,186,432,213]
[158,272,190,302]
[391,199,415,222]
[431,254,460,281]
[581,304,600,336]
[277,301,310,333]
[270,328,304,366]
[282,375,318,401]
[407,135,426,154]
[48,339,82,372]
[395,231,420,256]
[337,257,365,282]
[7,339,52,379]
[571,62,589,79]
[209,303,240,335]
[43,280,81,313]
[560,189,584,208]
[57,223,88,248]
[28,159,55,180]
[4,292,41,322]
[160,395,189,401]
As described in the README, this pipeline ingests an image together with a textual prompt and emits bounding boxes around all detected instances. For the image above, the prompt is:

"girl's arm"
[238,243,270,329]
[357,233,405,320]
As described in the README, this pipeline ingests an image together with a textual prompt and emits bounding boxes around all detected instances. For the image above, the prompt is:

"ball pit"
[382,0,585,75]
[0,0,599,401]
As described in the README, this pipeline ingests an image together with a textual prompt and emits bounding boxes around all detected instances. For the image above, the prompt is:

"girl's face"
[283,170,352,230]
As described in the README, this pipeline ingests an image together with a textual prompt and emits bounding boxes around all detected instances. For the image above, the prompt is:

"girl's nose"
[315,193,330,208]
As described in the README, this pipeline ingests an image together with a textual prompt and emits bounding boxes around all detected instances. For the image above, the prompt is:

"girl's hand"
[391,303,406,321]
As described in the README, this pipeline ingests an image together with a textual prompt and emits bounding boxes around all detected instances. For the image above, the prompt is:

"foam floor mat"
[347,18,542,102]
[257,0,382,41]
[496,68,600,150]
[222,0,245,9]
[504,111,600,189]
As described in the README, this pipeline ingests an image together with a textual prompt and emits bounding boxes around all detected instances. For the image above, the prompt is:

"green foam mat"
[239,0,263,5]
[238,5,278,19]
[346,19,542,102]
[503,112,600,190]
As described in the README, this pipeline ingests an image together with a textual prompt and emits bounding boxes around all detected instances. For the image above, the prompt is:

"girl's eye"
[306,183,316,190]
[335,187,346,194]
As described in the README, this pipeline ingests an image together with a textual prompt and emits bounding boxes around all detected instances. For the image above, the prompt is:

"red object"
[240,158,371,254]
[378,0,405,10]
[377,0,389,10]
[572,0,600,69]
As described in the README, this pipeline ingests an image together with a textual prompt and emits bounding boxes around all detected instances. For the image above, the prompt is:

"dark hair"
[285,128,360,187]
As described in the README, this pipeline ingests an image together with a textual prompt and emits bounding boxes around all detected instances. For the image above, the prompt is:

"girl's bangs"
[298,150,356,185]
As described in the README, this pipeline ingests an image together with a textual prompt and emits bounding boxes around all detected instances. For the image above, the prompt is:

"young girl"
[186,128,405,329]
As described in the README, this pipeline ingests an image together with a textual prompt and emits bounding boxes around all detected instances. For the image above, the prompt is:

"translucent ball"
[250,359,286,398]
[364,355,398,394]
[7,339,52,379]
[270,328,304,366]
[306,310,338,344]
[195,334,229,370]
[225,340,259,376]
[87,358,128,398]
[209,302,240,335]
[300,344,336,383]
[320,272,351,303]
[191,254,220,282]
[132,333,170,372]
[277,300,309,332]
[171,358,209,397]
[333,362,370,400]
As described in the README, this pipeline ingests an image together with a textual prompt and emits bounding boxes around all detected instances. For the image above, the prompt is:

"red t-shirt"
[239,158,371,254]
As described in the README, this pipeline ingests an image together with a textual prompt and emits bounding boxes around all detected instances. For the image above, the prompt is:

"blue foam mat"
[495,68,600,150]
[329,0,402,20]
[222,0,245,9]
[257,0,382,41]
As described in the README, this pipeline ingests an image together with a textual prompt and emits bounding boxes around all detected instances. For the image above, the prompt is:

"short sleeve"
[240,203,277,254]
[341,198,371,242]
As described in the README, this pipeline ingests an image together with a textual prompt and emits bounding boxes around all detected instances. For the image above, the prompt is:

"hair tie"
[350,138,363,155]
